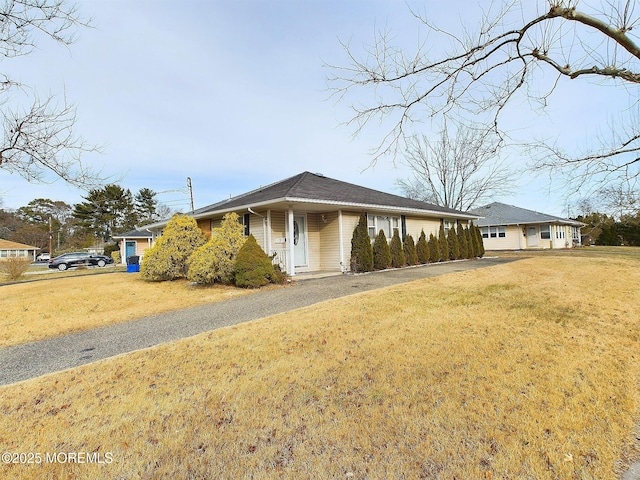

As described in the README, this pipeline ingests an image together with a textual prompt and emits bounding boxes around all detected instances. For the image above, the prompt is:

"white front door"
[293,215,307,267]
[526,226,538,248]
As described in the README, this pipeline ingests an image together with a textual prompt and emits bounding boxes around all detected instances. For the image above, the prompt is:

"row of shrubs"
[140,213,284,288]
[350,213,485,273]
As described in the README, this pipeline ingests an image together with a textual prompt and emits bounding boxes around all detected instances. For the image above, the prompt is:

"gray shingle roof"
[192,171,475,218]
[470,202,584,227]
[112,229,153,239]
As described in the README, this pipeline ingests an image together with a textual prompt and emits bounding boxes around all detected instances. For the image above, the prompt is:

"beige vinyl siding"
[405,216,441,240]
[481,225,522,250]
[303,213,321,273]
[318,212,341,271]
[268,211,287,270]
[340,212,362,270]
[248,213,266,250]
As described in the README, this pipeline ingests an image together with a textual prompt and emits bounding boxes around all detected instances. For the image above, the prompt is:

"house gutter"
[140,197,482,232]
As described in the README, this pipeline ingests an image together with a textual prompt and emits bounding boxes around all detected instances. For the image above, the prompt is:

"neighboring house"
[112,230,153,264]
[0,239,40,261]
[470,202,584,250]
[143,171,480,275]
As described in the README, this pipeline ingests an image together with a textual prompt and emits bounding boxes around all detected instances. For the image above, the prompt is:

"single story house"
[0,239,40,261]
[112,229,153,264]
[143,171,481,275]
[470,202,585,250]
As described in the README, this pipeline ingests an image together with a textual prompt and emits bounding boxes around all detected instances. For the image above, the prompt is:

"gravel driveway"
[0,257,516,386]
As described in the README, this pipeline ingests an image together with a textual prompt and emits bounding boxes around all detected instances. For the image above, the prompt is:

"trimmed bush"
[140,214,207,281]
[111,251,121,265]
[390,228,406,268]
[438,223,449,262]
[416,229,429,264]
[350,213,373,272]
[403,233,418,266]
[188,212,246,285]
[373,229,391,270]
[234,234,276,288]
[428,233,440,263]
[457,223,469,259]
[447,226,460,260]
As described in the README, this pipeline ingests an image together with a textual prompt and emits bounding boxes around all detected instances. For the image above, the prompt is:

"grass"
[0,273,256,347]
[0,249,639,479]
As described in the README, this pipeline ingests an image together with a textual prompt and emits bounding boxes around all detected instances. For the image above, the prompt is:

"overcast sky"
[0,0,629,217]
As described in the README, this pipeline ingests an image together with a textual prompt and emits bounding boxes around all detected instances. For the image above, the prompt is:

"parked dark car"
[48,252,114,271]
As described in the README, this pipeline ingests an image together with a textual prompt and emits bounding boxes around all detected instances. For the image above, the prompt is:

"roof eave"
[193,196,480,219]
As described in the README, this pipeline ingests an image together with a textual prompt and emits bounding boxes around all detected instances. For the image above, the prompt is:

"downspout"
[248,208,267,251]
[287,206,295,276]
[338,209,344,272]
[266,210,272,256]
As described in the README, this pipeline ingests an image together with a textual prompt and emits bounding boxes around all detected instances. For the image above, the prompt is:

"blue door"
[125,241,136,259]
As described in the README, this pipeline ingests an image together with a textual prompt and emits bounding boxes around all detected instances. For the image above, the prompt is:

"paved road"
[0,257,516,386]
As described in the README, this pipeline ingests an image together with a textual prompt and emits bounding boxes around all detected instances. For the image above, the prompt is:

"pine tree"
[457,223,468,259]
[373,229,391,270]
[428,233,439,263]
[447,226,460,260]
[438,223,449,262]
[390,228,406,267]
[350,213,373,272]
[403,233,418,266]
[416,229,429,264]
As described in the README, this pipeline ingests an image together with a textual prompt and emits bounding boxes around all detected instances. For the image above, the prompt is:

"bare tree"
[0,0,102,187]
[396,121,516,211]
[327,1,640,202]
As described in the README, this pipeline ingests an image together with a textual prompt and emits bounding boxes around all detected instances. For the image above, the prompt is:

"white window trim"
[367,214,400,241]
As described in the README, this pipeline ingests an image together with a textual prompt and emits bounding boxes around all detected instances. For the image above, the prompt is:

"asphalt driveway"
[0,257,517,386]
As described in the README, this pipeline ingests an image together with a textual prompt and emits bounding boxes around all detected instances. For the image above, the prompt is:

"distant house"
[112,230,153,265]
[470,202,584,250]
[143,171,481,275]
[0,239,40,261]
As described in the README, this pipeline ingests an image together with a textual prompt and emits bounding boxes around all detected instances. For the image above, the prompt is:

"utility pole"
[48,217,53,255]
[187,177,195,213]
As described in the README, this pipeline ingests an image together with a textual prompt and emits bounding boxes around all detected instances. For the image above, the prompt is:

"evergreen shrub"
[350,213,373,272]
[234,234,276,288]
[428,233,439,263]
[473,222,485,257]
[188,212,246,285]
[373,229,391,270]
[465,227,474,259]
[141,214,207,281]
[438,223,449,261]
[416,229,429,264]
[457,223,468,259]
[403,233,418,266]
[447,227,460,260]
[390,228,406,268]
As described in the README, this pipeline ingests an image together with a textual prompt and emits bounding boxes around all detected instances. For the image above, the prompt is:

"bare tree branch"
[0,0,103,189]
[396,121,517,211]
[327,0,640,206]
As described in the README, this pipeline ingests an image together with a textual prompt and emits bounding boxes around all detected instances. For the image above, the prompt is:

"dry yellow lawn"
[0,273,254,347]
[0,250,639,479]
